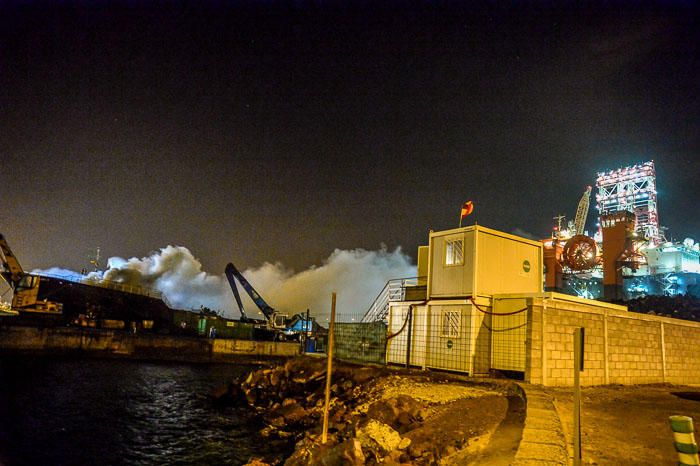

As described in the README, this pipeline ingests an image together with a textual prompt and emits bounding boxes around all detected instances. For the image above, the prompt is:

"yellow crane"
[0,234,62,314]
[574,186,592,236]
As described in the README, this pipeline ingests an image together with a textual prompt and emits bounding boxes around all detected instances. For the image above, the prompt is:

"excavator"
[224,262,312,341]
[0,234,62,316]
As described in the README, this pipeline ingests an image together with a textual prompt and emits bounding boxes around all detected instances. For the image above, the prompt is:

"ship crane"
[561,186,598,272]
[574,186,592,236]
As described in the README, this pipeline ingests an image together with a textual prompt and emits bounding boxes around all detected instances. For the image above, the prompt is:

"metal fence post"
[405,306,413,368]
[573,327,585,466]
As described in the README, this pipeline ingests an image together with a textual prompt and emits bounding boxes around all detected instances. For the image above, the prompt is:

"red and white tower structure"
[595,161,661,244]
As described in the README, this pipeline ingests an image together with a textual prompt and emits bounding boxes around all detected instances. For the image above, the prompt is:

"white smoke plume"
[36,246,232,313]
[34,245,417,321]
[243,246,417,322]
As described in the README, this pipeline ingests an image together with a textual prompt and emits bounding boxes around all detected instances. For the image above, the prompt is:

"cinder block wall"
[526,295,700,386]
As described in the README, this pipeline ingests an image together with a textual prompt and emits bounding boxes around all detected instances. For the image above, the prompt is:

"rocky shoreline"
[212,357,524,465]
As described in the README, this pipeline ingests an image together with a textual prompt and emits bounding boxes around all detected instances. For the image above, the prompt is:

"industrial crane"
[0,234,61,314]
[561,186,598,271]
[224,262,310,340]
[574,186,592,236]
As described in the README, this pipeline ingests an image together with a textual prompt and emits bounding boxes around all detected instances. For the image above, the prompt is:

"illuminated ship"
[0,234,175,329]
[543,161,700,301]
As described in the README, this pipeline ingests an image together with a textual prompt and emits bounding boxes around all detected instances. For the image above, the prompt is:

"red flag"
[460,201,474,219]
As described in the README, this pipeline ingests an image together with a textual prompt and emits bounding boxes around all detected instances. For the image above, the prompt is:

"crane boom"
[0,234,61,314]
[574,186,592,236]
[224,263,250,321]
[224,262,279,325]
[0,234,25,287]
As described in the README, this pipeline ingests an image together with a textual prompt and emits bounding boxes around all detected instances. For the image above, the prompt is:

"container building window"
[445,239,464,266]
[441,310,461,337]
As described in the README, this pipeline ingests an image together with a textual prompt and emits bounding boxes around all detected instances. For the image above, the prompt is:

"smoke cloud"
[33,245,416,321]
[243,246,416,321]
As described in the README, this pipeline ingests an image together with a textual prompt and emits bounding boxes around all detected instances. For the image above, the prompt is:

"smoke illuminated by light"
[33,245,416,320]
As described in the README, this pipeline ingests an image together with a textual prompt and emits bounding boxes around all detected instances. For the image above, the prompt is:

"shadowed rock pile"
[625,294,700,321]
[214,357,513,465]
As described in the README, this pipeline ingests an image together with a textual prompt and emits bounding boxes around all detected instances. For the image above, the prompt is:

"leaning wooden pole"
[321,292,337,444]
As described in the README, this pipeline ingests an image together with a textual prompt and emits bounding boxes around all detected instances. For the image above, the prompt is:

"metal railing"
[361,276,426,323]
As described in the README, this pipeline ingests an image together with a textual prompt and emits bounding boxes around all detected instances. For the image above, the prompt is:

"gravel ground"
[546,384,700,465]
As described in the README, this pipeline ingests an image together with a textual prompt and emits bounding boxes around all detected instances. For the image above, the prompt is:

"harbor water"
[0,356,268,465]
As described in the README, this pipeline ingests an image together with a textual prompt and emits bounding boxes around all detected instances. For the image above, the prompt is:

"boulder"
[268,400,309,426]
[397,437,411,450]
[356,419,402,455]
[244,458,271,466]
[366,395,422,432]
[329,438,365,466]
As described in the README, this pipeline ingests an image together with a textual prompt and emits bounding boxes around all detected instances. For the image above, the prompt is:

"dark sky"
[1,1,699,274]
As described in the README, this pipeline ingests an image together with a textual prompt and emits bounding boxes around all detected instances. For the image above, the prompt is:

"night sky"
[2,1,699,275]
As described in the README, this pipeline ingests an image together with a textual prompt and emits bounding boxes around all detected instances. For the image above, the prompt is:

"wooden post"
[321,292,337,444]
[573,327,585,466]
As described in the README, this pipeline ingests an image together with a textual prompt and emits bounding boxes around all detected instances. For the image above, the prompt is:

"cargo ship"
[0,234,179,331]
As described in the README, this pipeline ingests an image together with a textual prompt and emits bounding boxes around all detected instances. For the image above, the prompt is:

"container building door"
[426,304,471,373]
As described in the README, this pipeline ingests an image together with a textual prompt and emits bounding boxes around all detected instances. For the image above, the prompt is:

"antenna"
[89,247,101,272]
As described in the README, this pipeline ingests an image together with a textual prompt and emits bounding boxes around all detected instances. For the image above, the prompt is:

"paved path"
[512,383,569,465]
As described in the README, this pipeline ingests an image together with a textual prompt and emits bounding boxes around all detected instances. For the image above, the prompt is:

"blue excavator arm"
[225,262,276,323]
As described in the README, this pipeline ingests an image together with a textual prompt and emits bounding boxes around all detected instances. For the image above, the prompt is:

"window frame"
[440,310,461,338]
[444,238,464,267]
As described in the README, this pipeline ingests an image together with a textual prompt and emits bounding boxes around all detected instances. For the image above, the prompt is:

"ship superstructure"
[595,161,662,244]
[544,161,699,300]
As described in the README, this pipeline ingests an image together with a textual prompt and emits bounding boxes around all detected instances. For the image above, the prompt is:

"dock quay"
[0,325,300,363]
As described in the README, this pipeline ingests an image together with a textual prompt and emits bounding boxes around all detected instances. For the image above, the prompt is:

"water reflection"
[0,357,262,465]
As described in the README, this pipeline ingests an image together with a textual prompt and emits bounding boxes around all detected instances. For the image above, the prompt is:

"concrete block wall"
[664,321,700,385]
[525,294,700,386]
[605,314,663,385]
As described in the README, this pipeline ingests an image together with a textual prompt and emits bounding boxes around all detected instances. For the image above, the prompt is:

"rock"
[397,437,411,450]
[366,399,400,425]
[285,433,341,466]
[244,458,271,466]
[329,438,365,466]
[350,367,376,384]
[244,388,257,405]
[408,439,433,459]
[330,407,343,423]
[396,411,413,428]
[366,395,421,432]
[292,368,326,384]
[282,397,296,407]
[271,400,308,426]
[356,419,402,455]
[270,369,282,387]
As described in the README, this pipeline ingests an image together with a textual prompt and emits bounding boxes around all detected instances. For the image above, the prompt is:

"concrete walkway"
[512,383,569,465]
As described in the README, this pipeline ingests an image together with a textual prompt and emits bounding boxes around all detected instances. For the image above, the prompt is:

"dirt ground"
[235,359,526,465]
[545,384,700,465]
[359,375,526,465]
